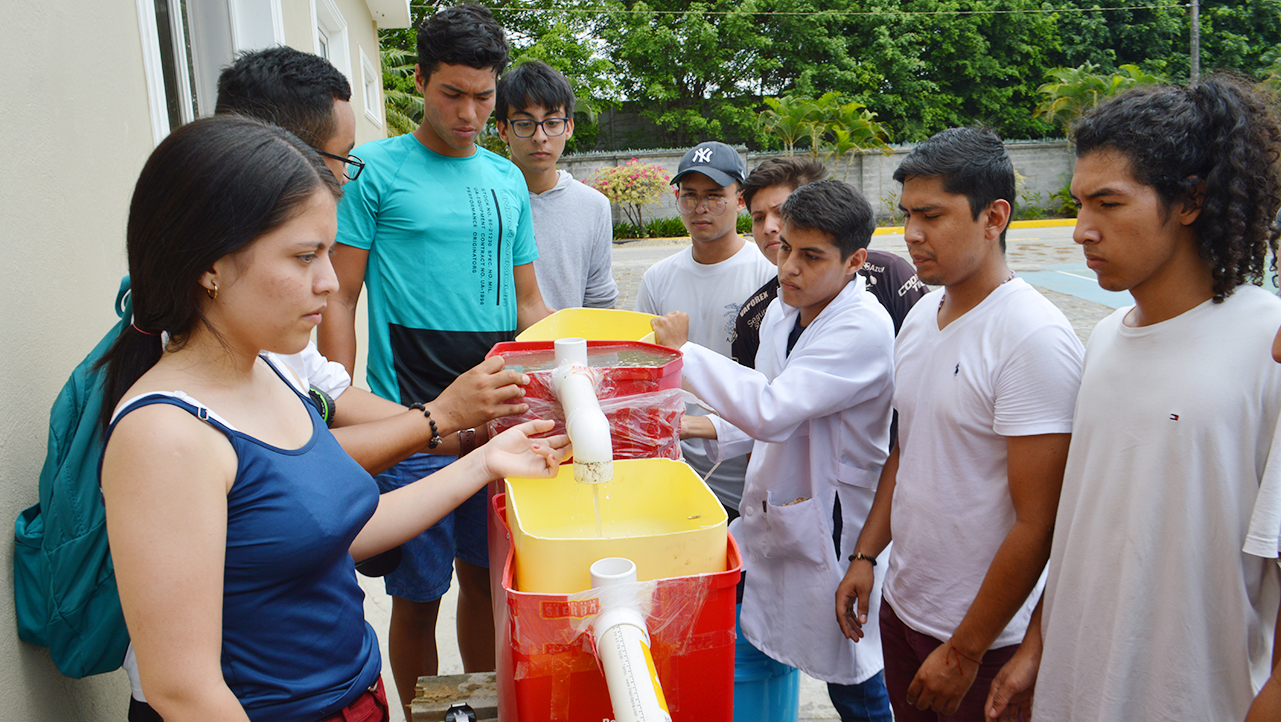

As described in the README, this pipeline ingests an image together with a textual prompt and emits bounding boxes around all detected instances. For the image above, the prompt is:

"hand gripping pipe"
[552,338,614,484]
[589,557,672,722]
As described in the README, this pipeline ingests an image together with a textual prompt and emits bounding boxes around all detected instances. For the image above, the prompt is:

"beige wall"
[1,1,391,717]
[0,1,152,716]
[284,1,386,387]
[284,0,389,146]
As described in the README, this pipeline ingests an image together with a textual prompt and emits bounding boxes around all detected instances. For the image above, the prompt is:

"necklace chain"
[939,270,1016,309]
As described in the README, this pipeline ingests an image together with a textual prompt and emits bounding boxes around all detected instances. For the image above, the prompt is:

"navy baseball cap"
[671,141,747,187]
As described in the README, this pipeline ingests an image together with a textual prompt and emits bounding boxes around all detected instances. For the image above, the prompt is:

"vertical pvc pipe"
[553,338,614,483]
[590,558,672,722]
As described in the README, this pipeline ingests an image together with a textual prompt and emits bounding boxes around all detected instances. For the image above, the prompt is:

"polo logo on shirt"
[954,363,960,376]
[1170,413,1179,421]
[693,147,713,163]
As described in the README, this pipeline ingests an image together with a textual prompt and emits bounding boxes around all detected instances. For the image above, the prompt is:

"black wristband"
[308,386,336,427]
[848,552,877,567]
[408,402,443,449]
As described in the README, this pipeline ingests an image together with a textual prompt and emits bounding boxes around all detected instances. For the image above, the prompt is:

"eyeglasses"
[316,150,365,181]
[677,193,731,216]
[508,117,570,138]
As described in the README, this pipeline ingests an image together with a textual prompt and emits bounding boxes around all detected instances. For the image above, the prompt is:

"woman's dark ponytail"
[96,115,339,431]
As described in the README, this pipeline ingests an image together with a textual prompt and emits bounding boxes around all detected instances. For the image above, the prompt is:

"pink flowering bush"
[587,159,672,234]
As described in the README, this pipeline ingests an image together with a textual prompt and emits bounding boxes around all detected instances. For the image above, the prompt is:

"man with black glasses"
[496,60,617,310]
[215,45,364,186]
[636,141,774,518]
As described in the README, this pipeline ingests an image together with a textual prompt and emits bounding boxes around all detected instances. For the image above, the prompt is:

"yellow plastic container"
[517,308,658,342]
[505,458,728,594]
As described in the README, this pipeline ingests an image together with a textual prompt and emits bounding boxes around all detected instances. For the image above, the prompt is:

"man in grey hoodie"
[496,61,618,309]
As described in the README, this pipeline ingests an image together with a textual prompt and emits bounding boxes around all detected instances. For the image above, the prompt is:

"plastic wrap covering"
[490,385,685,461]
[492,494,740,722]
[487,341,684,461]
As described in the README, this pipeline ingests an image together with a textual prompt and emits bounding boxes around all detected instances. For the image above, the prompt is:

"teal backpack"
[13,277,132,677]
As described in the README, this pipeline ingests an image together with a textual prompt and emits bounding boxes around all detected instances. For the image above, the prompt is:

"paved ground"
[360,221,1117,722]
[613,223,1122,345]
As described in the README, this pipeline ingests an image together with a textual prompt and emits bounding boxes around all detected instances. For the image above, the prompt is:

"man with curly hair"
[985,73,1281,722]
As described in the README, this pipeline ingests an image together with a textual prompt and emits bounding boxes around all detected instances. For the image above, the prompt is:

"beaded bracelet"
[407,402,443,449]
[848,552,877,566]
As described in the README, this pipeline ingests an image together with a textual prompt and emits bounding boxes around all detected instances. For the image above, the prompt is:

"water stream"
[592,483,603,538]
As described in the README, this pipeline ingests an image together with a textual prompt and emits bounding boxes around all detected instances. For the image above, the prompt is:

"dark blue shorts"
[372,453,489,603]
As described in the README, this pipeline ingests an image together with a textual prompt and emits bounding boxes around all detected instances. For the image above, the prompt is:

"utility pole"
[1190,0,1201,81]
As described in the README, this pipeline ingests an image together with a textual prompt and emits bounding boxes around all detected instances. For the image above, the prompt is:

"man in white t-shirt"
[985,74,1281,722]
[636,141,774,515]
[836,127,1084,721]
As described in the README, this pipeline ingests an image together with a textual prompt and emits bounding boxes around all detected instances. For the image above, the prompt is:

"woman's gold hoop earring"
[207,282,218,301]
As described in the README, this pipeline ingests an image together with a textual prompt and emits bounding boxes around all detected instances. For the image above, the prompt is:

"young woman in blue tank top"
[96,115,568,722]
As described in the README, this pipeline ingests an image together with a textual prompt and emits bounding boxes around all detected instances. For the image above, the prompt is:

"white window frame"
[227,0,285,52]
[137,0,173,144]
[138,0,277,147]
[360,46,383,128]
[310,0,351,83]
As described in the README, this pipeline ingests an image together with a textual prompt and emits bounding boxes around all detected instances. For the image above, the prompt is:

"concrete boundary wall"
[561,141,1073,223]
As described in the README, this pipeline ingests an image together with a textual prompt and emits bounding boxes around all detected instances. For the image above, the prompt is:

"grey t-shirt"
[529,170,618,310]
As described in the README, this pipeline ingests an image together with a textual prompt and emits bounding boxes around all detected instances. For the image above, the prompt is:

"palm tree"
[382,47,421,137]
[1036,62,1166,134]
[759,95,817,155]
[824,101,893,180]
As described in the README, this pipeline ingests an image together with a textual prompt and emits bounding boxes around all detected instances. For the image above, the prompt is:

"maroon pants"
[320,678,390,722]
[129,677,389,722]
[879,601,1019,722]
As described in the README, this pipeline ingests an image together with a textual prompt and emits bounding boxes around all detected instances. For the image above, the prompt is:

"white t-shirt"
[1037,286,1281,722]
[636,240,776,509]
[1246,417,1281,559]
[885,279,1083,648]
[266,341,352,399]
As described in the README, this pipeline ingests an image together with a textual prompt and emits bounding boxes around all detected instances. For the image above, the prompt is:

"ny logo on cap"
[693,147,713,163]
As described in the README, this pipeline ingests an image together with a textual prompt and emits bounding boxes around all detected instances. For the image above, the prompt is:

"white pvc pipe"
[589,558,672,722]
[553,338,613,484]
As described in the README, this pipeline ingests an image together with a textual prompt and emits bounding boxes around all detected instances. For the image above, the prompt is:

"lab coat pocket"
[837,461,880,490]
[760,492,831,566]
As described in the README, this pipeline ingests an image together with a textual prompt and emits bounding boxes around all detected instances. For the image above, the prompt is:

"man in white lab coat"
[652,179,895,721]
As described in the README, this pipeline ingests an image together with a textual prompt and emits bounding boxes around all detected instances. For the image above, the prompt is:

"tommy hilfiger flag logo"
[693,147,713,163]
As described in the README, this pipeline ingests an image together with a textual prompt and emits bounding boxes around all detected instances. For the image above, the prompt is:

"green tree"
[600,0,772,147]
[1198,0,1281,76]
[381,47,420,137]
[1053,0,1187,75]
[824,100,894,179]
[758,95,816,155]
[1035,62,1167,133]
[378,1,615,152]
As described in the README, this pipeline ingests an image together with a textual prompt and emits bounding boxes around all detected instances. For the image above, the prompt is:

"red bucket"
[489,493,740,721]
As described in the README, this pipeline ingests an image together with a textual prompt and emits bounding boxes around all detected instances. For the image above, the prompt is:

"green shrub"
[1050,179,1078,218]
[879,191,905,226]
[612,221,643,240]
[1014,190,1046,221]
[737,213,752,234]
[644,216,688,238]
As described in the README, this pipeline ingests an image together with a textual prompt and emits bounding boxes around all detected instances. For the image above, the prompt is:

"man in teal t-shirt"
[317,5,552,717]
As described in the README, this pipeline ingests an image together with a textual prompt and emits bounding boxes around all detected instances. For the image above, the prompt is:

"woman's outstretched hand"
[480,419,570,480]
